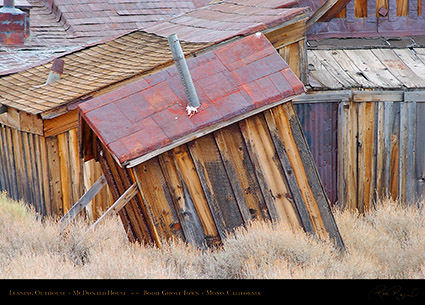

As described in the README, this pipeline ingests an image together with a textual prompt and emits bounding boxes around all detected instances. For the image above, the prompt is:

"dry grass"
[1,192,424,279]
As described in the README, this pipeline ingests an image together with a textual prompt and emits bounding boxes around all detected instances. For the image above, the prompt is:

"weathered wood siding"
[295,96,425,211]
[265,19,308,84]
[308,0,425,39]
[0,124,111,218]
[94,103,344,249]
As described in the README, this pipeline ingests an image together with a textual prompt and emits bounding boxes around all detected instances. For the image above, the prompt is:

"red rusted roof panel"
[79,33,305,165]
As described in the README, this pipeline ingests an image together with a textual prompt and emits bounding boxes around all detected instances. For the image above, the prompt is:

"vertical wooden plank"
[344,101,358,211]
[268,104,325,237]
[97,140,155,244]
[22,133,36,208]
[45,136,63,215]
[298,39,308,84]
[11,129,25,202]
[158,151,208,248]
[415,102,425,202]
[355,0,368,17]
[188,135,244,237]
[68,128,83,208]
[214,124,270,221]
[83,159,95,222]
[407,101,417,204]
[263,108,315,234]
[6,127,18,201]
[213,127,253,223]
[337,100,348,210]
[171,145,220,245]
[389,102,400,201]
[132,158,184,241]
[278,103,344,250]
[376,102,386,200]
[357,102,375,212]
[397,0,409,16]
[383,102,393,196]
[39,136,52,216]
[34,134,47,216]
[0,126,9,193]
[239,113,300,228]
[57,132,71,214]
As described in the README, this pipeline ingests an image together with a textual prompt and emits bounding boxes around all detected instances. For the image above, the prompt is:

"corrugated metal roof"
[79,34,305,165]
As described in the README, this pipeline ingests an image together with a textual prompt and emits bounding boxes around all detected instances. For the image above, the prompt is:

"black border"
[1,279,424,303]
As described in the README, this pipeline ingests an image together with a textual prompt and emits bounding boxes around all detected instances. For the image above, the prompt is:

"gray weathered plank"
[59,174,106,232]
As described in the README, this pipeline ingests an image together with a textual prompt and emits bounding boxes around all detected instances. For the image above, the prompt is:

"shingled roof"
[79,33,305,167]
[0,0,212,73]
[0,31,207,116]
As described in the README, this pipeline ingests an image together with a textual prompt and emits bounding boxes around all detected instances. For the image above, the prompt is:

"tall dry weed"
[0,192,424,279]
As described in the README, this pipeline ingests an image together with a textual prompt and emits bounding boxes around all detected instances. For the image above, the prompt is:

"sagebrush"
[1,192,424,279]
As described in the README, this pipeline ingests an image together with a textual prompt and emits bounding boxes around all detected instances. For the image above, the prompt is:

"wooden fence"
[294,90,425,212]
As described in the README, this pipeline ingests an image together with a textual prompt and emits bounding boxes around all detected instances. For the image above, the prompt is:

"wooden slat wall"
[308,0,425,39]
[0,125,112,219]
[116,103,344,249]
[294,97,425,212]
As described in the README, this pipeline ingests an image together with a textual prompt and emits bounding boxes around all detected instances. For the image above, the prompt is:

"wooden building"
[0,31,207,219]
[292,0,425,211]
[78,33,344,250]
[0,0,322,219]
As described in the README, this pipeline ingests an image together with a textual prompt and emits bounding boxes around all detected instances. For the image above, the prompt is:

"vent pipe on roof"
[167,33,200,117]
[46,58,64,84]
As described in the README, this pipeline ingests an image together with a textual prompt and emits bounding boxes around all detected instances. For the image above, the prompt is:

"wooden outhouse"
[0,0,322,220]
[79,34,344,249]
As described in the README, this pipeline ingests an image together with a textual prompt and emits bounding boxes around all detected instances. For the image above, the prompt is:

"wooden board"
[357,102,376,212]
[343,49,403,88]
[158,149,210,248]
[44,109,79,137]
[57,132,71,214]
[132,158,184,241]
[239,113,300,228]
[213,124,269,221]
[415,102,425,202]
[97,139,155,244]
[279,103,344,250]
[188,134,244,237]
[371,48,425,88]
[311,50,358,88]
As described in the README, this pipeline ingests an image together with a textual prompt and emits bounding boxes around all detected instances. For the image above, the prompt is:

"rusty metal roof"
[79,33,305,166]
[0,30,207,115]
[144,0,311,43]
